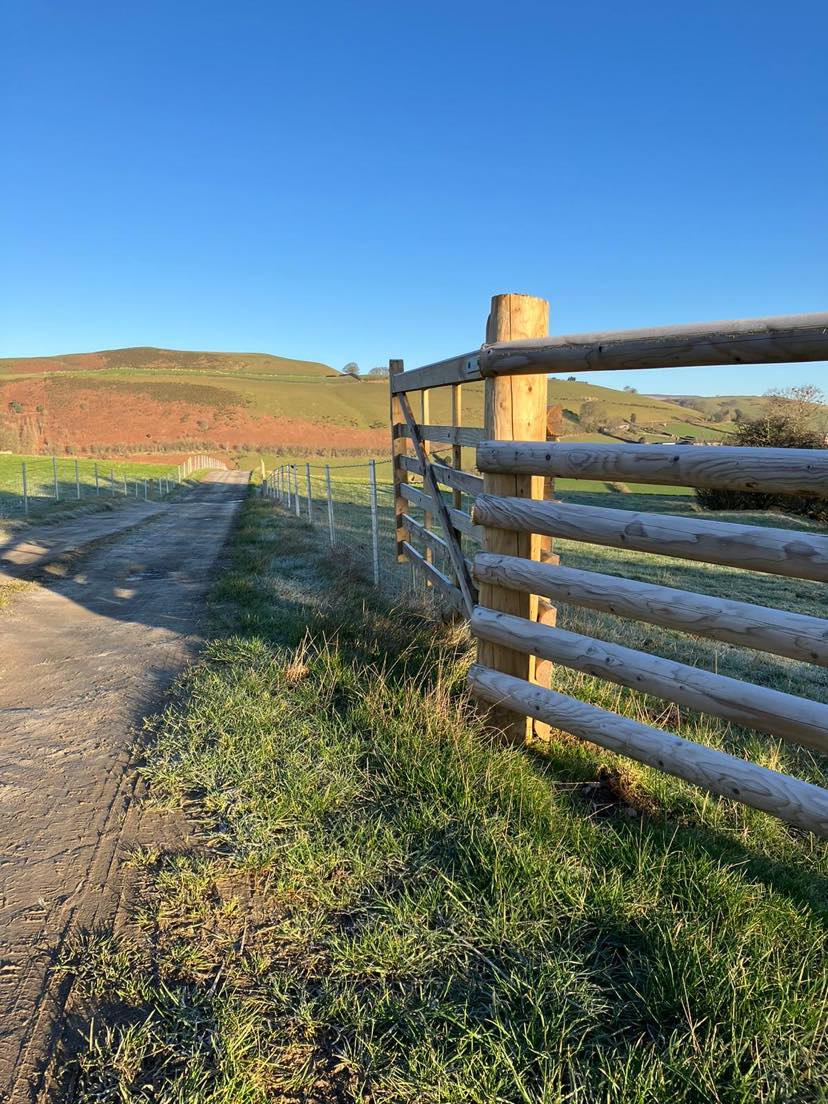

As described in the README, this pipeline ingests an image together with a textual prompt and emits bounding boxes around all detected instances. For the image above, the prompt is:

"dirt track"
[0,471,249,1102]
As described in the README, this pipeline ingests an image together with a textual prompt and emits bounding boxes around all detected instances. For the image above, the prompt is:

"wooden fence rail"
[387,291,828,837]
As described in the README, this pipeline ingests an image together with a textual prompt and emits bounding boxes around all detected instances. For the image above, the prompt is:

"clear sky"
[2,0,827,396]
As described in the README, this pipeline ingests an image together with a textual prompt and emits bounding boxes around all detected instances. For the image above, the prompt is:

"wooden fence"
[389,293,828,837]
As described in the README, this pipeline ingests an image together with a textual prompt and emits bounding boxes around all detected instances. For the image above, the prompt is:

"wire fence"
[262,459,436,598]
[0,453,227,520]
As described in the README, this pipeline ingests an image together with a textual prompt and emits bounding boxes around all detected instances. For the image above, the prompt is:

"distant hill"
[0,346,750,460]
[0,346,335,380]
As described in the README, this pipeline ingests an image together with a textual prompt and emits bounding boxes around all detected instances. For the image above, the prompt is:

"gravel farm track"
[0,470,250,1102]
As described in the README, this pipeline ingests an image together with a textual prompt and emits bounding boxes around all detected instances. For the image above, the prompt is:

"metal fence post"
[21,461,28,517]
[325,464,335,545]
[293,465,300,517]
[52,456,59,500]
[305,462,313,521]
[75,460,81,500]
[369,459,380,586]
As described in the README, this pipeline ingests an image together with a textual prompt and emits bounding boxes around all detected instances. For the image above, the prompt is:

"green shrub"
[695,416,827,523]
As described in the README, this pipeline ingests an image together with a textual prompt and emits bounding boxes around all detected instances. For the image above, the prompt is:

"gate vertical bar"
[389,360,408,561]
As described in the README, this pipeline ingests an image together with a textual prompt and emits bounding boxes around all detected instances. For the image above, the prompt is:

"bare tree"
[342,362,360,378]
[763,384,825,430]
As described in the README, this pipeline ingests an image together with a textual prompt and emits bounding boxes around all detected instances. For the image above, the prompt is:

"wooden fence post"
[477,292,549,744]
[389,359,409,562]
[305,462,313,521]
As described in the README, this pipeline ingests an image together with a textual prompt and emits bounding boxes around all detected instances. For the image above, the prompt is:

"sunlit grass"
[58,495,828,1103]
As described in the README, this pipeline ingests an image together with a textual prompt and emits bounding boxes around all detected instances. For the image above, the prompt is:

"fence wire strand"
[263,461,454,599]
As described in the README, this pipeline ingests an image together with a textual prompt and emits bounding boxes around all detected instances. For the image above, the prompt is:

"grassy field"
[0,453,219,521]
[0,345,748,461]
[56,486,827,1103]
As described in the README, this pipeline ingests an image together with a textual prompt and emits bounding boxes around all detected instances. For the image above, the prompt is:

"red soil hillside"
[0,347,389,458]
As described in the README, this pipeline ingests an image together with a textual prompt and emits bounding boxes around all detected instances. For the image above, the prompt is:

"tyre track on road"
[0,471,249,1102]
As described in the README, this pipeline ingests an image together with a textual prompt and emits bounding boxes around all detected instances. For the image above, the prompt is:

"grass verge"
[58,496,828,1103]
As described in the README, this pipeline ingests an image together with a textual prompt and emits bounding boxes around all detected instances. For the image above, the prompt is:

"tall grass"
[59,496,828,1103]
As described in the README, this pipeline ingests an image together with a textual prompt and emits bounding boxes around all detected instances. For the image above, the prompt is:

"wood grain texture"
[468,663,828,837]
[479,294,550,742]
[476,441,828,498]
[478,311,828,376]
[399,483,482,540]
[395,424,487,447]
[471,607,828,752]
[472,495,828,581]
[451,384,463,514]
[389,351,482,394]
[403,512,451,559]
[472,553,828,666]
[400,455,484,496]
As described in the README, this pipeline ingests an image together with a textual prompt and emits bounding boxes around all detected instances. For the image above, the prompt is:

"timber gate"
[389,293,828,837]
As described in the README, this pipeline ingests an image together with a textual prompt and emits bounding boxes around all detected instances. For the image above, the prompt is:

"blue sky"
[2,0,826,395]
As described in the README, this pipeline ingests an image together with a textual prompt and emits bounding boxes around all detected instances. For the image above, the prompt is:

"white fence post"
[325,464,335,545]
[293,465,300,517]
[305,462,313,521]
[369,459,380,586]
[52,456,59,501]
[21,462,28,517]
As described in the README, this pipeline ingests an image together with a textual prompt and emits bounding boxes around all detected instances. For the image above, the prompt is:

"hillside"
[0,346,743,460]
[0,346,335,379]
